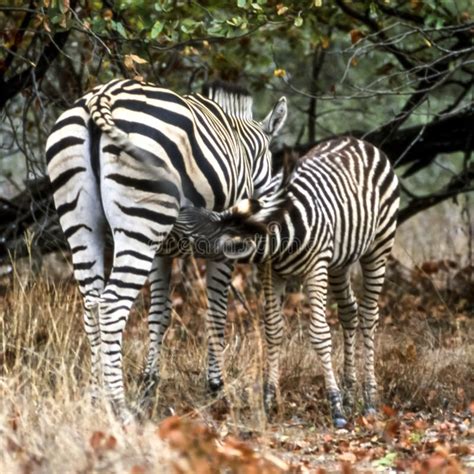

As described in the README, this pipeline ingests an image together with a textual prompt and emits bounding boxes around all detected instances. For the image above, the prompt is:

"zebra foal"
[45,79,287,421]
[177,137,400,427]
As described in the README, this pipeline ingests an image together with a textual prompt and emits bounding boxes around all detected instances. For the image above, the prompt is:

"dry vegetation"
[0,229,473,472]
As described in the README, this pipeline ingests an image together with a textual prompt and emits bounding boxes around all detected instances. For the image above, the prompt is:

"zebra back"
[175,137,400,273]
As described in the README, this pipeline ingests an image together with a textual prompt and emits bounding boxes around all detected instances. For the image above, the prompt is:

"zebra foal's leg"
[359,250,391,415]
[329,268,358,412]
[206,259,234,394]
[306,260,347,428]
[139,255,173,409]
[259,263,285,413]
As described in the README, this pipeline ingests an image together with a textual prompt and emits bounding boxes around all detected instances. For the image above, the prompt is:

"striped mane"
[202,80,253,120]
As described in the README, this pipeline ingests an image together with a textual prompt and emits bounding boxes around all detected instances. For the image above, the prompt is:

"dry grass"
[0,250,472,472]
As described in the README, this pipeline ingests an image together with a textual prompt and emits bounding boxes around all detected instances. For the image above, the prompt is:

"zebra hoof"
[328,391,347,428]
[333,415,348,429]
[208,379,224,396]
[263,383,277,415]
[342,394,355,414]
[140,373,159,398]
[137,374,159,414]
[90,393,99,407]
[112,404,136,426]
[122,410,136,426]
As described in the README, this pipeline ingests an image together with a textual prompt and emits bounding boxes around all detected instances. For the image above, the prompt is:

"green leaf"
[409,431,423,443]
[227,16,244,27]
[50,14,62,24]
[294,16,303,27]
[208,21,227,37]
[373,452,397,468]
[180,18,200,34]
[154,0,173,13]
[150,20,164,39]
[112,20,128,38]
[369,2,379,19]
[237,0,247,8]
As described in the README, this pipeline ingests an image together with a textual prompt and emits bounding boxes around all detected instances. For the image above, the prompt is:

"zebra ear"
[262,97,287,137]
[281,148,299,187]
[221,236,256,260]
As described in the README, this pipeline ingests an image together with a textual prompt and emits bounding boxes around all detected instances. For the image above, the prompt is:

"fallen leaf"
[339,452,357,463]
[90,431,106,451]
[130,466,146,474]
[382,405,397,418]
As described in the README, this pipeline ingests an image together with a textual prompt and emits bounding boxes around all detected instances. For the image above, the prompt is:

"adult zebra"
[45,78,287,421]
[177,137,400,427]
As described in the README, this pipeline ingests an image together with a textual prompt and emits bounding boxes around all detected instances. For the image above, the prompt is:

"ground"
[0,206,473,473]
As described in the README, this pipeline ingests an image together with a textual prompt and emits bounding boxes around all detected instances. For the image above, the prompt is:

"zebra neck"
[228,116,270,195]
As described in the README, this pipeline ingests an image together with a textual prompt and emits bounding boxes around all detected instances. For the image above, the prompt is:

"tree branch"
[398,164,474,224]
[273,105,474,174]
[0,1,77,110]
[374,0,424,25]
[0,30,71,109]
[2,0,36,72]
[335,0,415,72]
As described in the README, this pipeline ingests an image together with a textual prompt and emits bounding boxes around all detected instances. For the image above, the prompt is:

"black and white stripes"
[46,78,287,421]
[178,137,400,427]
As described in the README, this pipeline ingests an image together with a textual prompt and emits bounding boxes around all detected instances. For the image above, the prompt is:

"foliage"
[0,0,472,215]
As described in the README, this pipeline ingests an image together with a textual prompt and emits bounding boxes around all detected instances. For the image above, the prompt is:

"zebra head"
[174,150,297,259]
[175,180,291,261]
[172,200,259,259]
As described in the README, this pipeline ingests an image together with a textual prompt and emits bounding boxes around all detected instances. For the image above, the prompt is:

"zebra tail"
[85,87,173,174]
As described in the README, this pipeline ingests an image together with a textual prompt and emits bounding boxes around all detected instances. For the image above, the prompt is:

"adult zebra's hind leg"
[306,259,347,428]
[98,238,159,423]
[72,223,106,404]
[98,225,176,423]
[259,263,285,414]
[46,107,106,403]
[329,268,358,412]
[139,255,172,410]
[206,259,234,394]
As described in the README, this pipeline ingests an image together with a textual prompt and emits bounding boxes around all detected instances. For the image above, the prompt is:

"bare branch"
[398,164,474,224]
